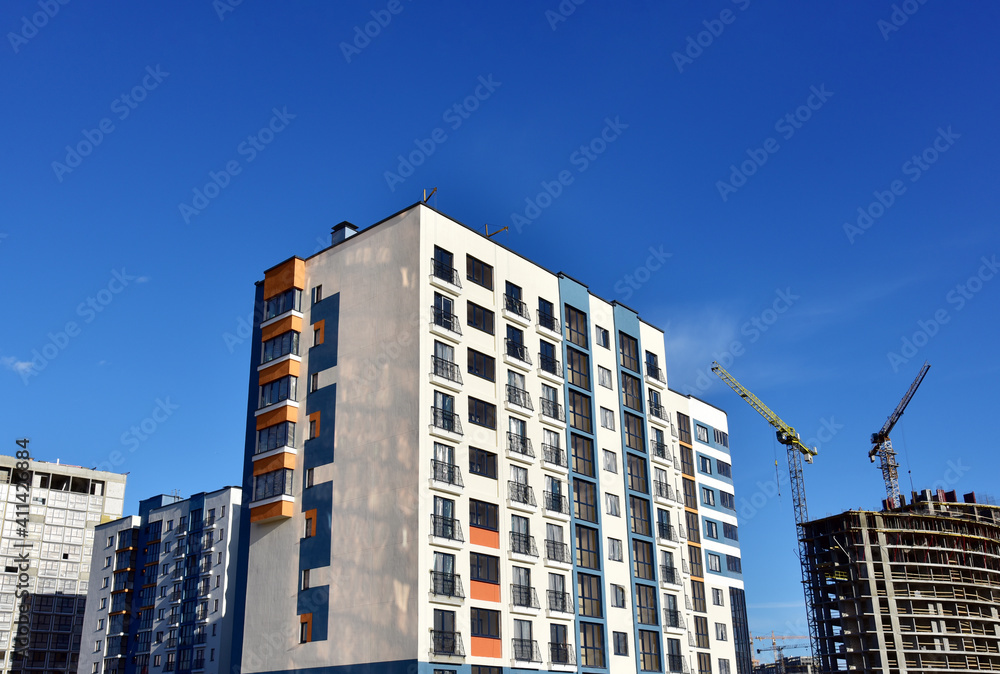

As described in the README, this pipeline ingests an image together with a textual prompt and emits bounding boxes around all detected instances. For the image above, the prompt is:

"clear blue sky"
[3,0,998,651]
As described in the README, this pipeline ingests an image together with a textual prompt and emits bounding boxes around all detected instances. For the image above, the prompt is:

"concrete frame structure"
[231,203,751,674]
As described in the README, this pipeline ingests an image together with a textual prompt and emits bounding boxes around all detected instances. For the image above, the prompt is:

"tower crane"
[711,362,821,665]
[753,633,810,674]
[869,361,930,509]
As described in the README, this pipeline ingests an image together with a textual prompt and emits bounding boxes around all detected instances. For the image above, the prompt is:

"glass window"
[717,460,732,478]
[598,366,613,388]
[577,573,603,617]
[699,456,712,474]
[468,398,496,429]
[705,521,718,539]
[596,326,610,348]
[567,348,590,390]
[469,447,497,479]
[467,302,494,335]
[470,608,500,638]
[624,413,644,451]
[696,425,709,443]
[621,373,642,411]
[627,454,648,493]
[252,469,293,501]
[726,555,742,573]
[264,288,301,320]
[610,584,627,608]
[639,630,662,672]
[579,622,605,668]
[636,584,658,625]
[691,580,707,613]
[469,500,498,531]
[600,407,615,430]
[707,553,721,572]
[575,525,600,569]
[466,255,493,289]
[629,496,651,536]
[613,631,628,655]
[565,305,588,348]
[608,537,623,561]
[694,616,709,649]
[723,523,738,541]
[676,413,692,444]
[259,376,297,407]
[716,623,727,641]
[714,429,729,447]
[571,435,594,477]
[605,493,620,517]
[619,332,639,372]
[257,422,295,453]
[702,487,716,506]
[633,539,654,580]
[568,391,592,433]
[470,553,499,584]
[602,449,617,473]
[261,331,299,364]
[721,491,735,510]
[574,480,598,523]
[467,349,495,381]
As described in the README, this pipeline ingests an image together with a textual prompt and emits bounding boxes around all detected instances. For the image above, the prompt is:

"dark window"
[469,554,499,584]
[257,422,295,453]
[470,608,500,638]
[596,326,610,348]
[568,391,592,433]
[699,456,713,474]
[717,461,732,478]
[261,331,299,364]
[264,288,301,320]
[466,256,493,290]
[577,573,603,617]
[567,348,591,390]
[633,539,654,580]
[467,349,495,381]
[252,469,293,501]
[619,332,639,372]
[622,373,642,411]
[705,521,718,539]
[627,454,649,493]
[681,446,694,477]
[639,630,662,672]
[689,545,704,579]
[613,631,628,656]
[698,652,712,674]
[580,622,605,668]
[575,525,600,570]
[571,434,594,477]
[629,496,651,536]
[691,580,706,613]
[636,584,658,625]
[469,500,498,531]
[727,555,742,573]
[714,428,729,447]
[624,413,645,451]
[573,480,598,523]
[686,511,701,544]
[723,523,739,541]
[676,413,692,444]
[468,398,496,429]
[694,615,709,648]
[721,491,735,510]
[565,305,588,348]
[469,447,497,479]
[538,298,557,331]
[259,376,297,407]
[683,479,697,510]
[467,302,495,335]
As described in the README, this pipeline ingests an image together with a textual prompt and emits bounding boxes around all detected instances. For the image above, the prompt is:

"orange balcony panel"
[258,359,300,385]
[256,406,297,431]
[250,499,294,523]
[469,526,499,549]
[313,319,325,346]
[263,258,305,300]
[471,637,502,659]
[252,451,296,476]
[261,315,303,342]
[470,581,500,603]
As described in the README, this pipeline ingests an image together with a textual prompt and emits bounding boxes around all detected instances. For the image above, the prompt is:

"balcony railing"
[430,515,464,542]
[654,480,672,500]
[663,608,683,629]
[508,481,536,507]
[504,294,531,320]
[509,531,538,557]
[506,384,534,410]
[163,663,175,672]
[660,565,680,585]
[652,441,669,461]
[194,633,207,645]
[510,586,540,613]
[192,659,205,671]
[431,406,463,435]
[166,638,177,649]
[550,642,576,665]
[430,571,465,598]
[646,363,666,383]
[546,590,572,613]
[648,401,668,421]
[511,638,542,662]
[431,460,464,487]
[668,654,685,672]
[545,539,571,564]
[507,432,534,458]
[431,258,462,287]
[505,339,532,365]
[541,443,567,468]
[431,356,463,384]
[538,353,561,375]
[431,630,465,656]
[538,310,559,333]
[657,523,676,541]
[431,306,462,335]
[543,491,569,515]
[539,398,564,421]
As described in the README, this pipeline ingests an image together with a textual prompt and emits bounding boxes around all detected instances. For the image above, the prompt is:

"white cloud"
[1,356,34,375]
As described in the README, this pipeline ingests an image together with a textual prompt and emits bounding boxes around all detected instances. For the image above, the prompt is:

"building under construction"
[803,489,1000,673]
[753,655,816,674]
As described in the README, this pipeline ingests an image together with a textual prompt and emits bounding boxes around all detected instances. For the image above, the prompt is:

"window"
[596,326,610,348]
[468,398,496,429]
[433,246,454,282]
[253,469,293,501]
[571,434,594,477]
[575,525,600,569]
[619,332,639,372]
[720,491,735,510]
[310,372,318,392]
[723,522,739,541]
[719,658,732,674]
[598,366,613,388]
[707,553,721,573]
[716,623,727,641]
[574,480,598,523]
[301,569,310,591]
[635,583,657,625]
[714,429,729,447]
[680,446,694,476]
[602,449,617,473]
[610,584,626,608]
[470,608,500,639]
[621,373,642,411]
[629,496,651,536]
[696,424,709,443]
[305,467,314,488]
[627,454,648,493]
[466,255,493,290]
[633,539,654,580]
[726,555,742,573]
[471,669,501,674]
[683,479,698,510]
[579,622,606,668]
[639,630,662,672]
[469,500,498,531]
[568,391,593,432]
[313,325,321,346]
[712,588,724,606]
[566,348,590,390]
[608,538,623,561]
[694,615,709,649]
[467,349,495,381]
[538,298,557,331]
[605,493,620,517]
[304,515,313,539]
[102,577,109,589]
[259,375,297,407]
[717,460,732,478]
[309,417,317,439]
[261,331,299,364]
[577,573,603,616]
[107,535,114,548]
[705,521,718,539]
[676,413,691,444]
[564,305,588,348]
[699,456,712,474]
[600,407,615,430]
[104,556,111,569]
[613,630,628,657]
[539,340,559,374]
[469,447,497,479]
[467,302,494,334]
[470,553,499,584]
[264,288,301,320]
[702,487,716,506]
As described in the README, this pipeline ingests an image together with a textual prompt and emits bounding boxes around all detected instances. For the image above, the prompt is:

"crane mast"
[869,361,930,509]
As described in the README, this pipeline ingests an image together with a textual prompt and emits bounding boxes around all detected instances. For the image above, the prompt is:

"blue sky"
[2,0,998,651]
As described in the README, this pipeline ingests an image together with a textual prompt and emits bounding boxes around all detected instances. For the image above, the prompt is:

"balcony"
[509,531,538,557]
[431,258,462,288]
[668,654,686,672]
[505,339,532,366]
[163,663,175,672]
[543,491,569,516]
[512,638,542,663]
[652,441,670,463]
[430,356,463,388]
[431,306,462,337]
[430,459,464,488]
[511,584,540,610]
[657,523,676,542]
[646,363,667,385]
[544,539,571,565]
[507,432,534,460]
[166,638,177,649]
[194,633,207,645]
[203,516,216,528]
[537,310,560,334]
[506,384,534,411]
[508,481,536,508]
[430,571,465,598]
[654,480,673,501]
[431,630,465,657]
[504,294,531,322]
[663,608,684,629]
[430,406,463,436]
[648,401,668,423]
[430,515,464,543]
[538,352,561,377]
[541,444,567,470]
[546,590,573,614]
[192,659,205,671]
[539,398,564,423]
[660,565,680,585]
[550,642,576,666]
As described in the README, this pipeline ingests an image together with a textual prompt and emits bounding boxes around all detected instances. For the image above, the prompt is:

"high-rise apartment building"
[230,203,750,674]
[78,488,242,674]
[0,455,126,674]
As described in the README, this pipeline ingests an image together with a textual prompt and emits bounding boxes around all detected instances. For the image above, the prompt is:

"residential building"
[0,455,126,674]
[230,202,749,673]
[78,488,242,674]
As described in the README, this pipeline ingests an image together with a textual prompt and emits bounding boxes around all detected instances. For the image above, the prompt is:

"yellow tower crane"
[753,633,810,674]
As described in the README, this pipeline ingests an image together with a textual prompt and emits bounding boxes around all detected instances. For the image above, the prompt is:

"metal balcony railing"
[431,630,465,656]
[646,363,666,383]
[509,532,538,557]
[430,571,465,598]
[504,294,530,320]
[163,663,175,672]
[668,654,685,672]
[649,401,668,421]
[541,444,566,467]
[545,539,571,564]
[166,638,177,649]
[505,339,532,364]
[192,659,205,671]
[543,491,569,515]
[507,432,534,458]
[663,608,683,629]
[538,310,559,333]
[431,406,463,435]
[538,353,561,375]
[194,633,207,645]
[660,565,680,585]
[654,480,672,500]
[430,460,463,487]
[508,481,536,507]
[431,258,462,287]
[431,306,462,335]
[550,642,576,665]
[652,441,669,461]
[430,515,464,542]
[539,398,564,421]
[506,384,534,410]
[511,638,542,663]
[511,584,540,609]
[431,356,463,384]
[658,523,676,541]
[546,590,572,613]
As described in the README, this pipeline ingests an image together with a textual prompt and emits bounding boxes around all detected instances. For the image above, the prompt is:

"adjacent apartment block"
[78,488,242,674]
[803,490,1000,673]
[0,456,126,674]
[230,203,751,674]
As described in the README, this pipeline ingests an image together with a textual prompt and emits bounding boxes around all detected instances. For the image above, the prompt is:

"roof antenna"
[423,187,437,203]
[485,224,509,238]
